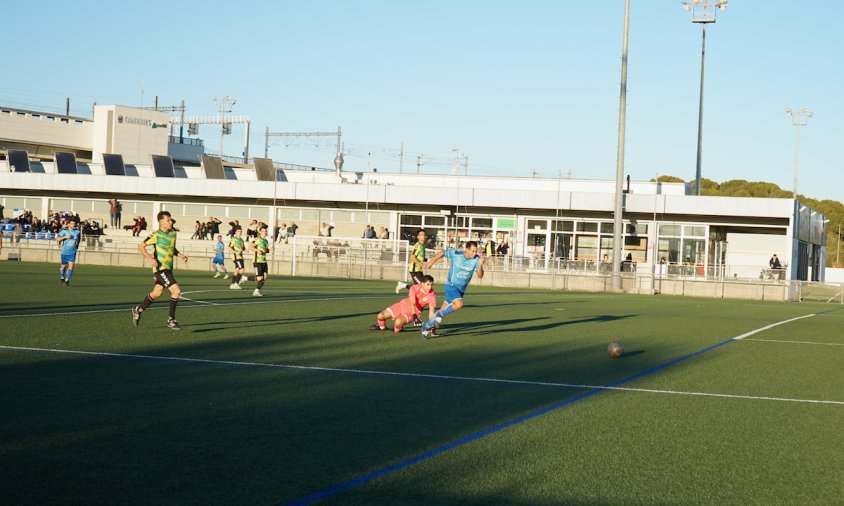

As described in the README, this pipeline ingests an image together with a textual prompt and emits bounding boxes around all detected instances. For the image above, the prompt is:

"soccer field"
[1,262,842,505]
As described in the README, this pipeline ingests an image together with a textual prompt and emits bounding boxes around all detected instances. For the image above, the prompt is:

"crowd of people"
[1,208,104,237]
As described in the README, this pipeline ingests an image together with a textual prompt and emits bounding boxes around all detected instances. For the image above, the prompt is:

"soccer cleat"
[131,306,142,326]
[222,274,230,280]
[253,289,263,297]
[369,324,386,331]
[394,326,403,334]
[64,281,70,287]
[213,272,221,278]
[421,330,430,340]
[395,281,405,294]
[410,316,423,327]
[167,317,182,331]
[60,278,65,284]
[229,283,241,290]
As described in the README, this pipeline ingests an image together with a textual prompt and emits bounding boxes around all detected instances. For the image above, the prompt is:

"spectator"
[108,198,121,228]
[246,219,258,241]
[769,254,782,270]
[191,220,203,240]
[363,224,376,239]
[287,222,298,241]
[277,223,288,244]
[228,220,241,237]
[320,222,333,237]
[132,216,143,237]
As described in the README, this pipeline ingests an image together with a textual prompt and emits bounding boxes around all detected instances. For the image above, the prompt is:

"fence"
[3,232,842,304]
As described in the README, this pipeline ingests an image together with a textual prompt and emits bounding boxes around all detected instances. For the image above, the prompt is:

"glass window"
[332,210,352,223]
[626,223,648,235]
[367,212,389,225]
[184,204,205,216]
[25,197,43,210]
[659,224,681,236]
[683,238,706,264]
[52,199,74,212]
[553,220,573,232]
[578,222,598,233]
[600,236,613,258]
[92,200,110,213]
[684,225,706,237]
[134,202,153,214]
[659,238,681,263]
[575,235,598,260]
[401,214,423,226]
[4,197,26,210]
[424,215,444,226]
[472,217,492,228]
[228,205,252,218]
[527,219,546,230]
[250,207,268,220]
[301,209,320,221]
[206,205,226,217]
[552,233,572,259]
[600,222,614,233]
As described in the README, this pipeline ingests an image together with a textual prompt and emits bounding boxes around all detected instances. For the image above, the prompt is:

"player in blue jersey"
[56,219,82,286]
[420,240,485,338]
[210,234,229,279]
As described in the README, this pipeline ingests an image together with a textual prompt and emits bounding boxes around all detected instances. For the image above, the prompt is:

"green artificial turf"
[1,262,841,505]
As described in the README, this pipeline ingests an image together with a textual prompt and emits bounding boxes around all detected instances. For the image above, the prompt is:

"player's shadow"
[187,311,373,332]
[445,314,636,336]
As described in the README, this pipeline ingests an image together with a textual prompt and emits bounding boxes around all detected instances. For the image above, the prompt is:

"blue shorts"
[60,252,77,265]
[212,255,225,265]
[444,284,465,304]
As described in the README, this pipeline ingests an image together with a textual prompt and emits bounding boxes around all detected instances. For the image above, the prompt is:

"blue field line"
[283,335,740,506]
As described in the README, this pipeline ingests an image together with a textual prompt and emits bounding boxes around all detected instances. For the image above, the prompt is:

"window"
[527,219,546,230]
[577,222,598,233]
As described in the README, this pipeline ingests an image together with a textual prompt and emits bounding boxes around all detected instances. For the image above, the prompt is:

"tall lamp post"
[212,95,236,157]
[681,0,728,196]
[611,0,631,290]
[785,106,813,198]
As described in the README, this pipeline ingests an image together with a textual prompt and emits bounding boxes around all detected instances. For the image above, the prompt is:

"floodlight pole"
[786,106,812,198]
[212,95,236,157]
[682,0,728,196]
[611,0,631,290]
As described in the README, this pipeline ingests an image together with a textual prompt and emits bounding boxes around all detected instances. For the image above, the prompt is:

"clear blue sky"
[3,1,841,202]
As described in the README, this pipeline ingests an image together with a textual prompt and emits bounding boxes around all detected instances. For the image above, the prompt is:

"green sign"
[496,218,516,229]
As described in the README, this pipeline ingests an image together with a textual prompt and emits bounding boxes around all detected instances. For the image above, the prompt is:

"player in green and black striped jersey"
[243,226,271,297]
[395,229,428,296]
[131,211,189,330]
[228,228,246,289]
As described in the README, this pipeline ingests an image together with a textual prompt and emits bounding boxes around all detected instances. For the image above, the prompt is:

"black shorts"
[254,263,268,277]
[153,269,177,288]
[233,259,245,269]
[409,271,425,284]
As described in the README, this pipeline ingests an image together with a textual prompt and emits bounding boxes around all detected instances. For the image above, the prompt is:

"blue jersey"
[58,229,81,253]
[214,241,225,259]
[444,249,481,292]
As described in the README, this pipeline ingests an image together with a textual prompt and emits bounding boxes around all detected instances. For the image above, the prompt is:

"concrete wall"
[0,108,92,151]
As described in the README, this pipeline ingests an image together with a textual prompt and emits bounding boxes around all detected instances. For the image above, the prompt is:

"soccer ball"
[607,341,624,359]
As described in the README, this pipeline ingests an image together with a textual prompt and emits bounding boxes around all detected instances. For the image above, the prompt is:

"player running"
[420,240,485,339]
[211,234,229,279]
[228,228,246,289]
[372,275,437,334]
[131,211,189,330]
[395,228,428,293]
[56,219,81,286]
[244,226,270,297]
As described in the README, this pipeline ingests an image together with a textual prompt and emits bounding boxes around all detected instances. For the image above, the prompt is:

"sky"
[3,1,842,202]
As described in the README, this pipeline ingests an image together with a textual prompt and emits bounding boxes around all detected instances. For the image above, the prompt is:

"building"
[0,104,829,282]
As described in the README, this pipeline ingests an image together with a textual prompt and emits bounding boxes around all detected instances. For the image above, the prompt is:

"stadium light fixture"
[212,95,237,157]
[681,0,728,195]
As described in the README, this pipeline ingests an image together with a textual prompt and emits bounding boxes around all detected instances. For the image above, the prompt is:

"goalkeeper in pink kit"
[370,275,437,334]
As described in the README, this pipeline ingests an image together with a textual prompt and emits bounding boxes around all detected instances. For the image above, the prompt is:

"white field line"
[179,296,219,306]
[742,338,844,346]
[731,314,816,340]
[1,344,842,407]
